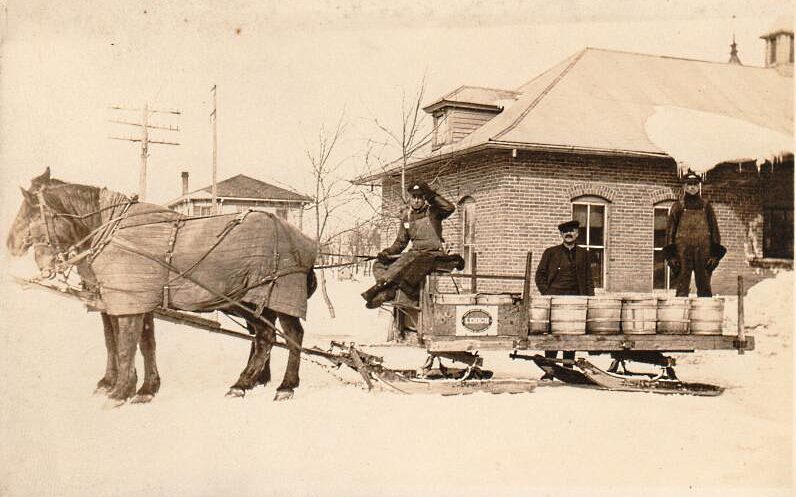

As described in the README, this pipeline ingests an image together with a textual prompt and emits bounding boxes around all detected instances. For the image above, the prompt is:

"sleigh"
[382,251,753,396]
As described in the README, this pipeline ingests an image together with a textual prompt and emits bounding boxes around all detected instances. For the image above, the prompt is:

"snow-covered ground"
[0,264,792,497]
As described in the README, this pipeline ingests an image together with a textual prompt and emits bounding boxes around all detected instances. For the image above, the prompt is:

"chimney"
[181,171,189,195]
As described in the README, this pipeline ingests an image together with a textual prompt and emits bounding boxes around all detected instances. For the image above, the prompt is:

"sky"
[1,0,793,235]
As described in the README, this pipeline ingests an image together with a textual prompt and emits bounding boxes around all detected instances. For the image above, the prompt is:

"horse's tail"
[307,267,318,299]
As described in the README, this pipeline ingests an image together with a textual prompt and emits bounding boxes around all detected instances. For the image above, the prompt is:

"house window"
[572,197,608,289]
[194,204,214,216]
[460,196,476,273]
[763,207,794,259]
[432,112,450,149]
[276,207,288,220]
[653,203,674,290]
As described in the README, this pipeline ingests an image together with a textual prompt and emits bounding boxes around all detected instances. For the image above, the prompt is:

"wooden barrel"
[529,296,551,334]
[656,297,690,334]
[550,297,588,335]
[689,297,724,335]
[434,293,475,305]
[621,297,657,335]
[586,297,622,335]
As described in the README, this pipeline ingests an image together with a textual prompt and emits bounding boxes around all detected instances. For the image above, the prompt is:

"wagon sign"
[462,309,492,332]
[455,305,498,336]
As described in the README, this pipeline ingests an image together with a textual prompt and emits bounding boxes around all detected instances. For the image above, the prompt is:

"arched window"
[653,200,675,290]
[459,196,476,273]
[571,195,609,289]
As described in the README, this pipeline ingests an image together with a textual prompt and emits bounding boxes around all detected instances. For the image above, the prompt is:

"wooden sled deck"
[424,333,754,353]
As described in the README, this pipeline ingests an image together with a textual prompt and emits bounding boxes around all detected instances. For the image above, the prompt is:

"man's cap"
[407,183,425,196]
[558,220,580,232]
[683,171,702,184]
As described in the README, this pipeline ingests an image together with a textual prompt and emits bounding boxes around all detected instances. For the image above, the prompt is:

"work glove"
[705,257,719,272]
[415,181,435,200]
[667,257,681,276]
[376,251,392,264]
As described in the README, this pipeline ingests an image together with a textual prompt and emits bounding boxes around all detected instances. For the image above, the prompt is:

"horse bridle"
[29,190,63,253]
[25,189,138,279]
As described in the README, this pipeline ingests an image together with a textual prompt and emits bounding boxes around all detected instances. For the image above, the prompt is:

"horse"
[7,168,318,404]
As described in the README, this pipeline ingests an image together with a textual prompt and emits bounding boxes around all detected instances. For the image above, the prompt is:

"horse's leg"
[107,314,144,403]
[131,312,160,403]
[226,311,274,398]
[94,312,119,394]
[255,310,276,387]
[274,313,304,402]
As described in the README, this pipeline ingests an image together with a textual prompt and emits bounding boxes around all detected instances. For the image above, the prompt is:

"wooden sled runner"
[513,352,724,396]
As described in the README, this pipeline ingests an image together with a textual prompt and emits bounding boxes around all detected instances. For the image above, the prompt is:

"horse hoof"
[226,388,245,398]
[93,386,111,396]
[273,390,294,402]
[102,398,127,409]
[131,394,154,404]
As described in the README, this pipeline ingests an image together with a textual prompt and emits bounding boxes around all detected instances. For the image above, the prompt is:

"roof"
[422,85,520,113]
[360,47,793,181]
[760,15,794,38]
[166,174,311,206]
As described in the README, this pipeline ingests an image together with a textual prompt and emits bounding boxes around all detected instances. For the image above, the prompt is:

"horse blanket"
[91,197,317,318]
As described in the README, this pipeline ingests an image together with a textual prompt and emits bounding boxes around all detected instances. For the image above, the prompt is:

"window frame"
[763,206,794,259]
[459,196,476,274]
[571,196,609,290]
[432,111,450,149]
[652,202,674,291]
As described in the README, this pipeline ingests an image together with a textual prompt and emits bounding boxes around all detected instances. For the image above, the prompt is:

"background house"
[166,172,312,230]
[361,26,793,296]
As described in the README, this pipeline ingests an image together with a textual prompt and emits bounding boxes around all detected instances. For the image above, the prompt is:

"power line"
[108,102,180,201]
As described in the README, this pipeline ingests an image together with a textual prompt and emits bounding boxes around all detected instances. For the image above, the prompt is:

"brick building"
[166,172,311,231]
[359,44,793,296]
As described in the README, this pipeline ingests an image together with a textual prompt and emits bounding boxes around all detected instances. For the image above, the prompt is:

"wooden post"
[471,252,478,293]
[520,251,533,338]
[737,275,745,355]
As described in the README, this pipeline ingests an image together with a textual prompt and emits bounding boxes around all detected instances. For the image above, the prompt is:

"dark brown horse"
[7,169,317,404]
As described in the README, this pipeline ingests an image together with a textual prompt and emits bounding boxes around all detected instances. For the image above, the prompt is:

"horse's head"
[7,175,88,277]
[7,187,38,257]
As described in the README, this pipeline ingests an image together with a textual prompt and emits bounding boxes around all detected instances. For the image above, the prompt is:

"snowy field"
[0,261,792,497]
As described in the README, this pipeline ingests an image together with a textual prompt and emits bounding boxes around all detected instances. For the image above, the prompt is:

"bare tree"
[305,112,358,318]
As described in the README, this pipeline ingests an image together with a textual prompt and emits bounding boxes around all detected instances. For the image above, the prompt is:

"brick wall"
[380,150,793,296]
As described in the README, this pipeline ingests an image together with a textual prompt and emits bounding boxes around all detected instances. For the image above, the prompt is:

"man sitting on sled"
[362,181,463,309]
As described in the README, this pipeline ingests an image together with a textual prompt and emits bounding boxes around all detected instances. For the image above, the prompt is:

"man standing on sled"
[663,171,726,297]
[362,181,459,309]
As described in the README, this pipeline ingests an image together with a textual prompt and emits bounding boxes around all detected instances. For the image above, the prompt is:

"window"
[460,197,476,273]
[432,112,450,149]
[763,207,794,259]
[653,203,674,290]
[770,37,778,65]
[572,198,607,289]
[194,204,214,216]
[276,207,288,220]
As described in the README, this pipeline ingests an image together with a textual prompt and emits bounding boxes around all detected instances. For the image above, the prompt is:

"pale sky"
[1,0,793,234]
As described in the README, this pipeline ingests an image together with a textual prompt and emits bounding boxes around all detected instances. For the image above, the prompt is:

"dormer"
[424,86,519,150]
[760,15,793,75]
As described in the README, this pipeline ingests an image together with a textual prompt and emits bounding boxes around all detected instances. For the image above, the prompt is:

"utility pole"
[210,85,218,213]
[108,103,181,201]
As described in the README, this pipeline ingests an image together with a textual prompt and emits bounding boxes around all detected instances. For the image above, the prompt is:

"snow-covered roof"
[760,15,794,38]
[359,47,793,182]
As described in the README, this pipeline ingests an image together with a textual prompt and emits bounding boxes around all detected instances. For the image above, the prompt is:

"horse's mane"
[40,182,102,219]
